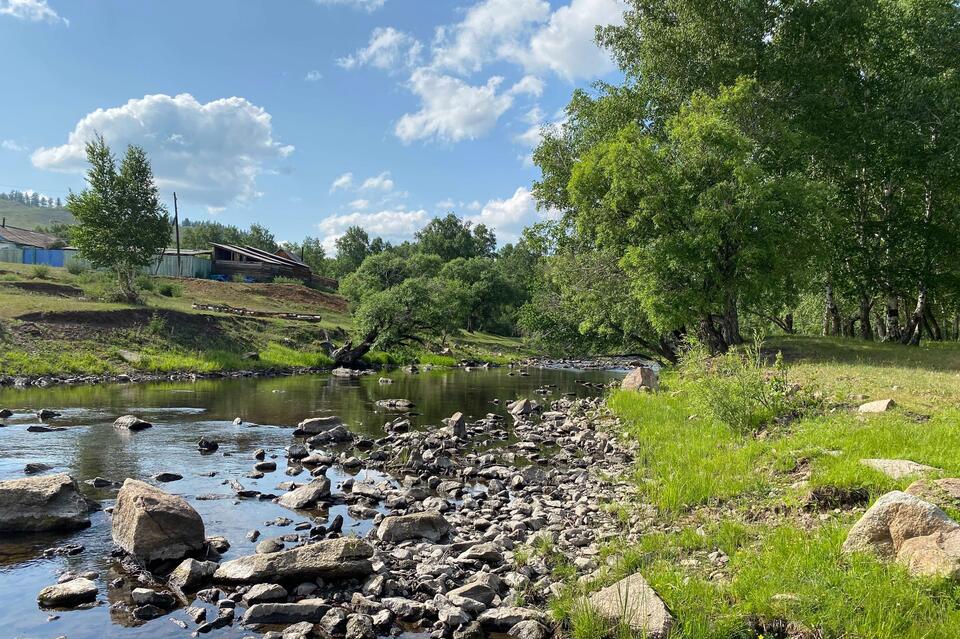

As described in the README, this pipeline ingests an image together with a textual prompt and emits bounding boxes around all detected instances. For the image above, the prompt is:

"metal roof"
[211,243,311,270]
[0,225,62,249]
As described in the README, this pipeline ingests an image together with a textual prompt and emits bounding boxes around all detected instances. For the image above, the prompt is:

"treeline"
[518,0,960,361]
[330,214,539,364]
[1,190,62,209]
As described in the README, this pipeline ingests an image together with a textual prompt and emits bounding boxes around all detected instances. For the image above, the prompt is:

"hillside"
[0,199,74,229]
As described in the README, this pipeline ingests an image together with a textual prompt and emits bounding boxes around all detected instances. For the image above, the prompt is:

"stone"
[458,542,504,565]
[168,558,218,591]
[509,620,552,639]
[277,477,331,510]
[896,529,960,578]
[508,399,533,416]
[858,398,896,413]
[447,582,496,606]
[257,538,285,554]
[214,537,374,584]
[153,472,183,483]
[621,367,660,392]
[133,604,166,620]
[24,462,52,474]
[449,412,467,438]
[132,588,176,609]
[111,479,206,563]
[114,415,153,431]
[296,416,344,435]
[37,578,97,607]
[320,607,349,636]
[477,607,549,631]
[243,583,288,604]
[861,459,940,480]
[907,478,960,508]
[197,437,219,453]
[36,409,61,420]
[0,473,89,532]
[346,613,375,639]
[282,621,317,639]
[242,599,330,625]
[381,597,425,621]
[842,490,960,559]
[587,572,672,638]
[0,409,12,419]
[377,511,451,542]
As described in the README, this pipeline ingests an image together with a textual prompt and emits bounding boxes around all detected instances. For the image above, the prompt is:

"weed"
[66,261,87,275]
[157,282,182,297]
[29,264,50,279]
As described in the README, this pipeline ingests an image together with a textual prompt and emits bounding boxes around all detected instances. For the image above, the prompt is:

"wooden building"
[211,243,313,282]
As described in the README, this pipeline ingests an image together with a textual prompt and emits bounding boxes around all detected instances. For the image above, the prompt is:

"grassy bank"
[0,263,528,377]
[558,336,960,639]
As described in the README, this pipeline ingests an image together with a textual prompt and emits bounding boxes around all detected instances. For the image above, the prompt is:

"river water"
[0,366,620,639]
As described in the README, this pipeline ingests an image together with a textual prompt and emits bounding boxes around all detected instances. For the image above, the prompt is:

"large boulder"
[114,415,152,431]
[295,416,344,436]
[214,537,373,584]
[0,473,90,532]
[587,572,673,639]
[168,558,218,591]
[906,478,960,508]
[897,529,960,578]
[111,479,205,563]
[377,511,451,542]
[37,577,98,608]
[621,367,660,392]
[842,491,959,560]
[277,477,331,511]
[242,599,330,624]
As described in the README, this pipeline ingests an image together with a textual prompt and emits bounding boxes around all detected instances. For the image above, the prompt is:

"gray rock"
[277,477,331,510]
[377,511,451,542]
[858,398,896,413]
[843,490,960,560]
[621,367,659,392]
[457,542,503,565]
[114,415,152,431]
[242,599,330,625]
[257,538,285,554]
[381,597,425,621]
[214,537,374,584]
[448,582,496,606]
[37,577,97,607]
[24,462,52,474]
[168,558,218,591]
[477,607,549,631]
[295,416,344,435]
[0,473,90,532]
[346,614,375,639]
[111,479,205,563]
[153,472,183,483]
[132,588,176,609]
[861,458,940,480]
[242,583,288,604]
[587,572,672,639]
[509,620,552,639]
[282,621,316,639]
[320,607,349,636]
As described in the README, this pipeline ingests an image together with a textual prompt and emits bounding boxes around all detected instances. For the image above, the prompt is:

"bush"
[146,312,168,336]
[30,264,51,279]
[679,333,812,434]
[157,282,182,297]
[272,276,303,285]
[231,273,247,283]
[66,261,87,275]
[134,274,155,291]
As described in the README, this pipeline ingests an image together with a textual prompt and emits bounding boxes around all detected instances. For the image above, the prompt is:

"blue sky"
[0,0,626,249]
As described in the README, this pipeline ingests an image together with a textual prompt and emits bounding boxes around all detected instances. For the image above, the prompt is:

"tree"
[334,226,373,277]
[282,236,329,275]
[415,213,496,261]
[67,136,170,303]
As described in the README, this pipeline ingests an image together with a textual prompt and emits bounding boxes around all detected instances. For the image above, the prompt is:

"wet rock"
[376,399,415,410]
[256,461,278,472]
[186,606,207,623]
[196,606,234,633]
[507,399,533,416]
[37,577,97,608]
[288,443,309,460]
[453,621,484,639]
[257,538,285,554]
[243,583,288,604]
[114,415,153,431]
[861,458,940,480]
[111,479,206,563]
[214,537,374,584]
[153,472,183,483]
[243,599,331,624]
[295,416,344,436]
[197,437,219,453]
[378,378,393,385]
[858,398,896,413]
[36,409,61,420]
[87,477,118,488]
[587,573,672,638]
[621,367,659,392]
[133,604,166,620]
[0,473,90,532]
[132,588,175,609]
[207,535,231,553]
[168,558,218,591]
[308,425,353,444]
[377,511,451,542]
[277,477,331,510]
[24,462,52,474]
[0,409,11,419]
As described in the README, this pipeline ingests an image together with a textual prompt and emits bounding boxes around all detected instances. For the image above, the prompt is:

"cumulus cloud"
[337,27,422,72]
[520,0,626,79]
[1,139,26,152]
[0,0,67,25]
[304,70,323,82]
[349,198,370,210]
[318,207,428,250]
[468,186,558,243]
[330,172,354,192]
[313,0,385,11]
[508,75,545,98]
[32,93,293,211]
[395,70,515,144]
[360,171,394,191]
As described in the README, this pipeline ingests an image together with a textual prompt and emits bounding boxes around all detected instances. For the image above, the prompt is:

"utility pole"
[173,192,182,278]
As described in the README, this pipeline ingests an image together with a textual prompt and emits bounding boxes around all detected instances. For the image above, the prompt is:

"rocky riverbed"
[0,365,667,638]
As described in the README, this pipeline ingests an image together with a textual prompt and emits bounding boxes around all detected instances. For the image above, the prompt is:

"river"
[0,366,621,639]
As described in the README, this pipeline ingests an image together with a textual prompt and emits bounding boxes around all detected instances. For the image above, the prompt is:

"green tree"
[415,213,496,261]
[67,136,170,303]
[334,226,373,277]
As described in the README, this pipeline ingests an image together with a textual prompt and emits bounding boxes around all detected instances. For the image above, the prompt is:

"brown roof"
[0,225,61,249]
[211,243,311,271]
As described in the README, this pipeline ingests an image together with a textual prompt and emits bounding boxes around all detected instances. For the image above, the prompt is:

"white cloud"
[349,198,370,210]
[32,93,293,209]
[330,172,354,192]
[436,198,456,210]
[508,75,545,97]
[395,70,515,144]
[337,27,422,72]
[318,207,428,250]
[304,70,323,82]
[520,0,626,79]
[313,0,385,11]
[1,139,26,152]
[432,0,550,74]
[360,171,394,191]
[469,186,557,243]
[0,0,67,25]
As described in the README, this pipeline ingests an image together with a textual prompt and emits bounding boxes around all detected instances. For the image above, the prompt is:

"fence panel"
[0,246,23,265]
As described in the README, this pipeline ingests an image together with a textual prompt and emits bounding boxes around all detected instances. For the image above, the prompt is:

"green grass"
[139,342,334,373]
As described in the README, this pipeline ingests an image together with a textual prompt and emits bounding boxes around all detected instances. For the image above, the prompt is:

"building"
[0,220,63,250]
[211,243,313,282]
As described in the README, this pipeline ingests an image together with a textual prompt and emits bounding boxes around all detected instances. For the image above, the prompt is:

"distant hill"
[0,199,74,230]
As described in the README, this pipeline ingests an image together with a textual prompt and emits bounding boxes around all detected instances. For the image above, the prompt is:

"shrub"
[30,264,51,279]
[146,312,168,336]
[272,276,302,285]
[157,282,182,297]
[134,273,155,291]
[231,273,247,283]
[679,333,813,433]
[66,261,87,275]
